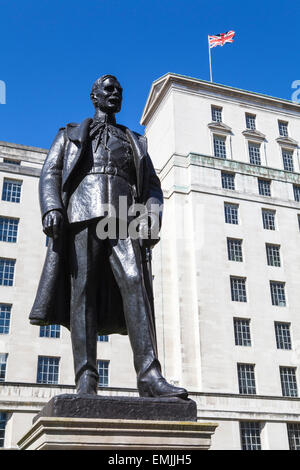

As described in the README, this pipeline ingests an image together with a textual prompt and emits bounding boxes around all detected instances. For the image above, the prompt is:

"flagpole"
[208,36,213,82]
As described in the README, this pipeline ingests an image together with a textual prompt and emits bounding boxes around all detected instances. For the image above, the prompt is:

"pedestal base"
[18,416,217,450]
[33,394,197,422]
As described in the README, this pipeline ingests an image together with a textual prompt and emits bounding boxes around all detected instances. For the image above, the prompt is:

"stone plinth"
[18,416,218,450]
[32,394,197,422]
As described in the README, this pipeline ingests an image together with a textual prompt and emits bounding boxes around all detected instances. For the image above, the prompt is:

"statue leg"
[69,224,100,394]
[108,236,188,399]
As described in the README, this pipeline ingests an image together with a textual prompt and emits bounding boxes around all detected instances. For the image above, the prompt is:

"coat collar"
[66,117,93,144]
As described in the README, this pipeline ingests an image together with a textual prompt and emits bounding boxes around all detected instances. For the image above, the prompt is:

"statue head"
[90,75,123,115]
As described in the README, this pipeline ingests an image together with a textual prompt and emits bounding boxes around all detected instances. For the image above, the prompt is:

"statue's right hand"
[42,210,64,240]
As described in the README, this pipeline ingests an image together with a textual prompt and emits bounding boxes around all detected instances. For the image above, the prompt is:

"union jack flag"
[208,30,235,48]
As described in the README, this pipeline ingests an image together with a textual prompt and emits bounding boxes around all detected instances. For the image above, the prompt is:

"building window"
[278,121,288,137]
[97,360,109,387]
[1,179,22,203]
[245,113,256,130]
[248,142,261,165]
[224,203,239,225]
[0,354,7,382]
[213,135,226,159]
[221,172,235,190]
[98,335,109,342]
[275,322,292,350]
[282,150,294,172]
[262,209,276,230]
[211,106,222,123]
[227,238,243,262]
[237,363,256,394]
[0,217,19,243]
[234,318,251,346]
[287,423,300,450]
[280,366,298,397]
[0,412,7,448]
[240,422,261,450]
[258,179,271,197]
[270,281,286,306]
[293,185,300,202]
[266,244,281,267]
[37,356,60,384]
[39,325,61,339]
[3,158,20,165]
[0,258,16,286]
[231,277,247,302]
[0,304,11,335]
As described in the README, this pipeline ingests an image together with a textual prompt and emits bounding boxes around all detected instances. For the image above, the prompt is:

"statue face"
[93,77,123,114]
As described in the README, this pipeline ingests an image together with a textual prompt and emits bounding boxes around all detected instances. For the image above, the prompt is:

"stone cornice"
[276,136,299,148]
[141,73,300,127]
[242,129,266,142]
[0,162,41,177]
[207,121,233,135]
[159,152,300,186]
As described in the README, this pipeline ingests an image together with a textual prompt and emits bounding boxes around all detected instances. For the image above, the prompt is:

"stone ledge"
[18,417,218,450]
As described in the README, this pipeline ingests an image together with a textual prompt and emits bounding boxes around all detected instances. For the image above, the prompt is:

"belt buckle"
[106,165,116,176]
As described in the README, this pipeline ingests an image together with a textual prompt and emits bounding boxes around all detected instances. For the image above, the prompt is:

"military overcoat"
[29,117,163,337]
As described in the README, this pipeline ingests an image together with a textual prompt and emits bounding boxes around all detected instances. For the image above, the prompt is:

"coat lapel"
[126,129,147,199]
[62,117,93,190]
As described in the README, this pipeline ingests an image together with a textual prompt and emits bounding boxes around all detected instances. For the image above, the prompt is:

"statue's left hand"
[42,210,64,240]
[139,213,160,248]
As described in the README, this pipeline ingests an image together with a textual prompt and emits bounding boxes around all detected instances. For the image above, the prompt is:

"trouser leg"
[69,224,99,386]
[108,237,160,380]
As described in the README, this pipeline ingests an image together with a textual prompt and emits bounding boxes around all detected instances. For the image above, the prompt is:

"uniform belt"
[86,165,129,181]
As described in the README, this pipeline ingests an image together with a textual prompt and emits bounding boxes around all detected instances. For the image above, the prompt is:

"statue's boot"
[137,362,188,399]
[76,369,98,395]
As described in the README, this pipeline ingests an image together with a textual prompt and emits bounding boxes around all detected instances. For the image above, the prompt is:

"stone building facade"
[0,74,300,449]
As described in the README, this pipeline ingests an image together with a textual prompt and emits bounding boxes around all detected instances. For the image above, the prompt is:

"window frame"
[280,366,298,397]
[282,149,294,172]
[275,322,292,350]
[262,209,276,230]
[1,178,22,203]
[211,105,223,123]
[234,318,251,347]
[0,216,19,243]
[230,276,247,303]
[221,171,235,190]
[36,355,60,384]
[213,134,227,159]
[270,281,286,307]
[237,363,256,395]
[266,244,281,267]
[0,304,11,335]
[258,179,271,197]
[224,203,239,225]
[245,113,256,130]
[227,238,243,262]
[0,353,8,382]
[278,120,289,137]
[240,421,262,450]
[248,142,261,165]
[0,258,16,286]
[97,359,110,387]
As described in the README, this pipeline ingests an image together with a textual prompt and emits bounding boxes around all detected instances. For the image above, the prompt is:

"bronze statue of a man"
[29,75,188,399]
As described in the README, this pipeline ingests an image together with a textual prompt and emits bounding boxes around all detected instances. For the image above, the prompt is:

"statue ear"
[90,92,96,106]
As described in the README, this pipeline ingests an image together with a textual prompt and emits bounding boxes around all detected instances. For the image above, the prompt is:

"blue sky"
[0,0,299,149]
